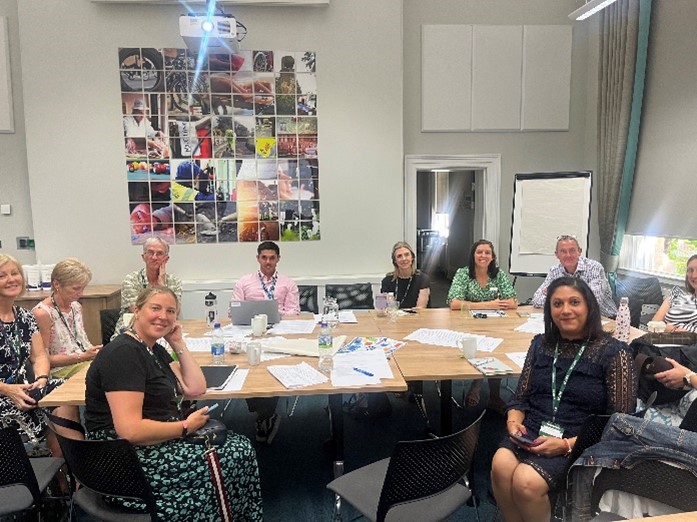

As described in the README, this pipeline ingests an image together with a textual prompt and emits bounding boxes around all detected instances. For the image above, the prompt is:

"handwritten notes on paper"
[403,328,503,353]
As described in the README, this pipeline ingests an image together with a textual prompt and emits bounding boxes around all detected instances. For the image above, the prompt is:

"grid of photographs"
[119,47,320,244]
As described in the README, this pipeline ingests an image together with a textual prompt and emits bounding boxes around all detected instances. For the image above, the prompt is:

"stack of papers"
[337,337,405,357]
[312,311,358,324]
[403,328,503,352]
[267,362,328,389]
[261,335,346,357]
[469,357,514,376]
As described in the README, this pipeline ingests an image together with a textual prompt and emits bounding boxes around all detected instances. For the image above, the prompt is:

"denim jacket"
[569,413,697,521]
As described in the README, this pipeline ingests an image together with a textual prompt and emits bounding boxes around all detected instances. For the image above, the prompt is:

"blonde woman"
[33,258,101,379]
[380,241,431,309]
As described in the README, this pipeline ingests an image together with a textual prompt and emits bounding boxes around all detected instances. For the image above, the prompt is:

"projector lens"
[201,19,214,33]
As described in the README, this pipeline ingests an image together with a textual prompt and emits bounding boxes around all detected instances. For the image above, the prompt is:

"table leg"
[440,379,453,435]
[328,393,344,521]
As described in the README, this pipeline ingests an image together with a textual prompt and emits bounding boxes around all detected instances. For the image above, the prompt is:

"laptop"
[201,365,238,391]
[229,299,281,326]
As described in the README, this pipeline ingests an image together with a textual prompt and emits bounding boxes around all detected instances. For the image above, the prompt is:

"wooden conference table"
[41,308,637,466]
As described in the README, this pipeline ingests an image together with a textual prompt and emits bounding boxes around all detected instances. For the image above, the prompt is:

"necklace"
[51,295,85,352]
[395,275,413,307]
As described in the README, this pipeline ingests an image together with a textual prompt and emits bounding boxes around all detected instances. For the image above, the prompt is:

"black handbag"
[185,419,228,447]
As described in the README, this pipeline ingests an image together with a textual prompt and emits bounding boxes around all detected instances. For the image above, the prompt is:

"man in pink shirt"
[231,241,300,315]
[232,241,300,444]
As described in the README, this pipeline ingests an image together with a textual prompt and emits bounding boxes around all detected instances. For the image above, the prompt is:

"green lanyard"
[551,341,587,422]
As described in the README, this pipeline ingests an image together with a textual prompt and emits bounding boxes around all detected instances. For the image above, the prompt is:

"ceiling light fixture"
[568,0,620,21]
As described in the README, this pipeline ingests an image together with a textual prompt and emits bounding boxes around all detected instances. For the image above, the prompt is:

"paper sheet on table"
[268,320,317,335]
[218,368,249,391]
[506,351,528,369]
[216,324,253,336]
[403,328,503,352]
[185,337,212,352]
[261,335,346,357]
[331,351,393,387]
[515,317,545,334]
[312,311,358,324]
[267,362,329,389]
[470,310,507,318]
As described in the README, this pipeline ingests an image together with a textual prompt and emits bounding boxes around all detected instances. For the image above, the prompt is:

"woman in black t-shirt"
[380,241,431,309]
[85,285,262,520]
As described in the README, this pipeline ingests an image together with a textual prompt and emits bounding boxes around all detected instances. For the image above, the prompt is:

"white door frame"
[404,154,501,252]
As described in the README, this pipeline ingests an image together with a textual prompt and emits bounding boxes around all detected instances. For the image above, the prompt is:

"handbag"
[185,418,227,447]
[184,418,233,521]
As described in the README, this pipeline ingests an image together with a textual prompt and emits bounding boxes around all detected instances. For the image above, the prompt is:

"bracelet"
[34,375,49,383]
[181,420,189,438]
[563,437,572,456]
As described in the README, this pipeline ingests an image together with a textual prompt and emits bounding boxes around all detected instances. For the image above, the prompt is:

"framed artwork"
[119,47,320,244]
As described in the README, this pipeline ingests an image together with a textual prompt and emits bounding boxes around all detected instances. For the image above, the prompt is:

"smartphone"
[510,433,541,447]
[205,403,219,414]
[402,308,418,314]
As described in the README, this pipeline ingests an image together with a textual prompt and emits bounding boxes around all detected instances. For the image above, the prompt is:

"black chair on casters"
[298,284,319,314]
[327,410,486,522]
[325,283,374,310]
[0,426,65,519]
[53,430,156,521]
[100,308,121,345]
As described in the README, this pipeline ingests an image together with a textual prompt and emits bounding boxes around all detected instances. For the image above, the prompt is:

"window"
[619,235,697,278]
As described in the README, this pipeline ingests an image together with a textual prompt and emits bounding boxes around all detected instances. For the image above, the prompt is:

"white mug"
[251,315,266,337]
[457,335,478,359]
[246,341,261,366]
[647,320,666,333]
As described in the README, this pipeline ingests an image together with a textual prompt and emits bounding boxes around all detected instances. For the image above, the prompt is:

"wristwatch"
[683,371,696,388]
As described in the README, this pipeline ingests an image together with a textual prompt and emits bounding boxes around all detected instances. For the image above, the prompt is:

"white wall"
[15,0,403,283]
[0,0,34,264]
[403,0,598,300]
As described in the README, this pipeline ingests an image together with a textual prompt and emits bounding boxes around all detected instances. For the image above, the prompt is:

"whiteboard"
[509,172,592,276]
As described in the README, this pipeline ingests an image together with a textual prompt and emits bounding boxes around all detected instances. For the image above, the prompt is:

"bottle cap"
[213,322,221,328]
[319,321,328,328]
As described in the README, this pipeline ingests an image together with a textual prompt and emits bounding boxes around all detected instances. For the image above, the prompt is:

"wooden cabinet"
[16,285,121,345]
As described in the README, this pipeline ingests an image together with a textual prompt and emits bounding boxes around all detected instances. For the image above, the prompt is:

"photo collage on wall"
[119,47,320,244]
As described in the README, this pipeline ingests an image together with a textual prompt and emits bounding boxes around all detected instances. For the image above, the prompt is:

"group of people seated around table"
[2,237,697,520]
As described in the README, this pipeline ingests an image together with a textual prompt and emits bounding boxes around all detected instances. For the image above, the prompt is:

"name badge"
[539,421,564,439]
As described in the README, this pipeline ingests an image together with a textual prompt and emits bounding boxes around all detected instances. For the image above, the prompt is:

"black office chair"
[325,283,374,310]
[53,430,156,521]
[327,410,485,522]
[0,426,65,518]
[589,459,697,521]
[100,308,121,345]
[298,284,319,314]
[614,276,663,329]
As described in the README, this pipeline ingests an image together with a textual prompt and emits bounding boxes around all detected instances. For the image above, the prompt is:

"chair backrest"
[614,276,663,328]
[325,283,374,310]
[376,409,486,522]
[591,460,697,514]
[54,431,157,517]
[100,308,121,345]
[0,426,41,505]
[297,284,319,314]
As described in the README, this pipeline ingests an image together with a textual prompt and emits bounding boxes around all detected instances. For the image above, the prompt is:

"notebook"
[201,365,239,391]
[228,299,281,325]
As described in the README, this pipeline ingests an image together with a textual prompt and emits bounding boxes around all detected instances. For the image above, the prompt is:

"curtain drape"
[596,0,652,289]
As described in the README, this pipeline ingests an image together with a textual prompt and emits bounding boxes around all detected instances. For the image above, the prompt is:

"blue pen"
[353,367,374,377]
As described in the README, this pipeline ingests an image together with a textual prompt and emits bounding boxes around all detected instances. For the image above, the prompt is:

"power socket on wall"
[16,237,35,249]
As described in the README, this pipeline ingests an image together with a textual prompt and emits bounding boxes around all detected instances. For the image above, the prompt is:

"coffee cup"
[457,335,478,359]
[647,320,666,333]
[251,315,267,337]
[246,341,261,366]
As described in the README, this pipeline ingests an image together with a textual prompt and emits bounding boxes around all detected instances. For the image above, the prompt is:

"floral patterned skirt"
[89,428,263,521]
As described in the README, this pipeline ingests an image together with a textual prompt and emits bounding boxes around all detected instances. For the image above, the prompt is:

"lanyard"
[51,295,85,352]
[396,276,413,307]
[551,341,587,421]
[258,271,278,300]
[128,329,184,413]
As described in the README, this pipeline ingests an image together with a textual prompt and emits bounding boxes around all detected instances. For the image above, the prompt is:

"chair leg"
[332,492,343,522]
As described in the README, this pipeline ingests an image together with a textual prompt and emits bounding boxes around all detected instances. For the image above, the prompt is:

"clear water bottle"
[318,321,333,374]
[205,292,218,327]
[615,297,631,343]
[211,322,225,365]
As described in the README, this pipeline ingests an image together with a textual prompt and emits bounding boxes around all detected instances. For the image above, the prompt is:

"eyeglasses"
[144,250,167,258]
[556,234,577,241]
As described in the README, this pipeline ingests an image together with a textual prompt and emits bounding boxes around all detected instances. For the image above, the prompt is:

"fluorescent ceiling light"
[569,0,619,21]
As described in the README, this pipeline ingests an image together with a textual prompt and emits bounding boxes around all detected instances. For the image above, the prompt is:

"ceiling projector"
[179,14,239,54]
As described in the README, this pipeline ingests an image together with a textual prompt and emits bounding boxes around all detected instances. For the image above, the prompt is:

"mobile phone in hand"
[510,433,541,447]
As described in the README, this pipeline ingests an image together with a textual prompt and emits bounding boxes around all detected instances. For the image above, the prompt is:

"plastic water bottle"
[205,292,218,327]
[615,297,631,343]
[318,321,333,374]
[211,322,225,365]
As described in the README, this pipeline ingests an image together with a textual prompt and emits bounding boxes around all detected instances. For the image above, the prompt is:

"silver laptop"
[228,300,281,325]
